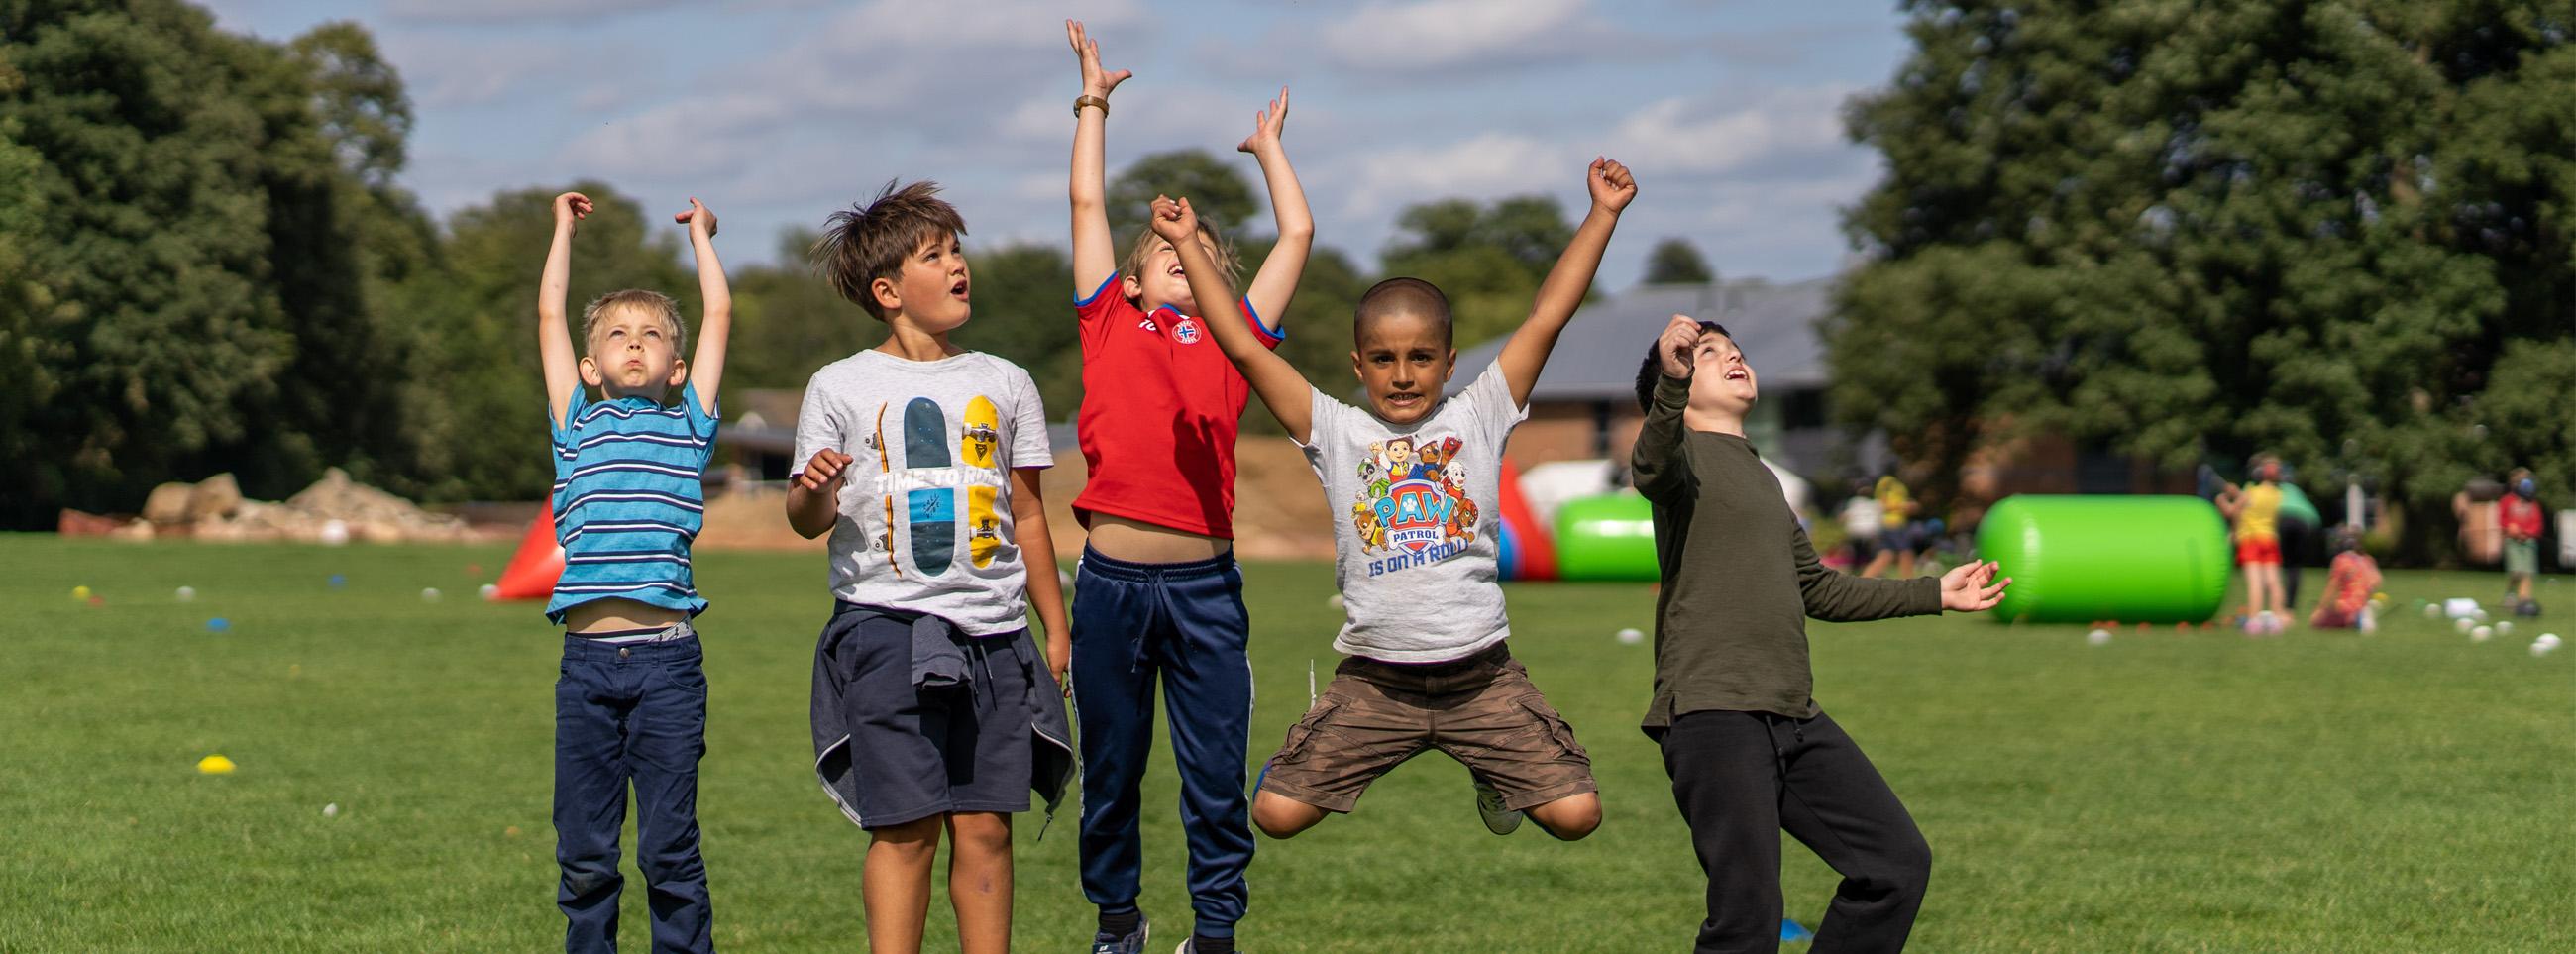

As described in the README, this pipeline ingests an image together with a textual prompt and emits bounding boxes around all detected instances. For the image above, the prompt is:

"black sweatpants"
[1659,708,1931,954]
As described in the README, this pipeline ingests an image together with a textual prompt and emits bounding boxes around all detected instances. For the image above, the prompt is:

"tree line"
[0,1,1721,529]
[1834,0,2576,561]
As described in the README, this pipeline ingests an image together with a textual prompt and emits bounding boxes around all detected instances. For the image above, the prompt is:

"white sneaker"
[1473,776,1523,835]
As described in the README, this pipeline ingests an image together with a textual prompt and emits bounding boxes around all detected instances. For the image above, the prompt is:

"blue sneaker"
[1091,913,1148,954]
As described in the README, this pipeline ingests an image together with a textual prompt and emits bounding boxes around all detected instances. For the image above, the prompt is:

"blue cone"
[206,617,231,633]
[1780,918,1814,942]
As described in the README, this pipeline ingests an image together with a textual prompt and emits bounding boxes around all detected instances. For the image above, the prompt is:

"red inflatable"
[488,502,565,600]
[1496,457,1556,582]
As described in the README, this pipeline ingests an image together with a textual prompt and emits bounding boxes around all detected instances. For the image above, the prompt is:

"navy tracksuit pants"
[1070,547,1256,938]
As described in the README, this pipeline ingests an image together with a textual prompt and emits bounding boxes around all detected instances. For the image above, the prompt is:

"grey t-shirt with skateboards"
[794,349,1052,636]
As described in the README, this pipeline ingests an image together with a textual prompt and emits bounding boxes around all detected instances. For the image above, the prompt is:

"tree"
[1643,237,1714,284]
[1381,194,1573,348]
[1105,149,1259,245]
[0,0,343,525]
[1835,0,2573,560]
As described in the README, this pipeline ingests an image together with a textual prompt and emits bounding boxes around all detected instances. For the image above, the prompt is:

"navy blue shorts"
[819,610,1036,829]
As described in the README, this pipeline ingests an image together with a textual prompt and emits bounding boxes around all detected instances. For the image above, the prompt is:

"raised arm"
[1152,195,1314,441]
[1793,524,1946,621]
[1066,19,1131,296]
[1498,158,1636,408]
[538,191,592,428]
[1237,86,1312,326]
[676,198,729,415]
[1630,315,1703,503]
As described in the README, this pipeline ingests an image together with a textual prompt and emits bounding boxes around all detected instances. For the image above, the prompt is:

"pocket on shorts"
[1514,695,1589,765]
[1275,696,1345,765]
[662,658,710,699]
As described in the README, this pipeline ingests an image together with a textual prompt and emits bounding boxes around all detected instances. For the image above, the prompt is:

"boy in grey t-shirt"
[1149,158,1638,842]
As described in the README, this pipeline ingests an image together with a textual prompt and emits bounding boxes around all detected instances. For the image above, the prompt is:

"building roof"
[1448,277,1836,401]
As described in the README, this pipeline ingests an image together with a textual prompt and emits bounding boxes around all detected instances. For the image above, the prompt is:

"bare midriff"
[1085,512,1233,564]
[565,596,690,634]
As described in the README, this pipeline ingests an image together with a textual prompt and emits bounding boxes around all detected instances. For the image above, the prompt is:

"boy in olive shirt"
[1630,315,2009,954]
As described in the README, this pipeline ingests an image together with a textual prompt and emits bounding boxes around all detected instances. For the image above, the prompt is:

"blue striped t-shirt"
[547,382,719,623]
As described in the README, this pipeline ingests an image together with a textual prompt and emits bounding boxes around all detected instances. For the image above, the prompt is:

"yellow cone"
[197,755,236,775]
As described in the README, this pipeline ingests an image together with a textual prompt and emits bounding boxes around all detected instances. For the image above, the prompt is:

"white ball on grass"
[1615,627,1644,645]
[2472,625,2493,642]
[175,586,195,602]
[478,583,498,600]
[2455,617,2476,633]
[421,587,441,602]
[2496,621,2514,636]
[2087,628,2112,645]
[2530,639,2556,657]
[319,519,350,546]
[2423,603,2442,619]
[323,802,339,817]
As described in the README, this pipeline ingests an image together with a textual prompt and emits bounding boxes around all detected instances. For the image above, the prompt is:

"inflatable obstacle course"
[1975,495,2230,623]
[1554,491,1660,582]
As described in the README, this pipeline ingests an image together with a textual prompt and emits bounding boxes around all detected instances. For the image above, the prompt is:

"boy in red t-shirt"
[2502,468,2545,616]
[1062,21,1313,954]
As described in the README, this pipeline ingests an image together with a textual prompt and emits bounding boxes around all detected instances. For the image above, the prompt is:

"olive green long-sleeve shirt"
[1632,374,1941,730]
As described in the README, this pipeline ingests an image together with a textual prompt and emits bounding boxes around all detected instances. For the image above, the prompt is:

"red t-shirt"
[2501,494,2544,540]
[1072,274,1284,538]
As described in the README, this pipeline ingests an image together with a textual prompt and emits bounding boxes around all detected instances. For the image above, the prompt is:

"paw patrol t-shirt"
[1298,361,1527,663]
[793,350,1051,636]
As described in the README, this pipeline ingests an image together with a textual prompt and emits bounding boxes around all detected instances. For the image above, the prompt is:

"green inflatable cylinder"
[1554,491,1661,582]
[1976,495,2231,624]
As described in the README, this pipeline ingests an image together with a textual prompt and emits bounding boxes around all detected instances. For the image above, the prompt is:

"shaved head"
[1353,276,1452,346]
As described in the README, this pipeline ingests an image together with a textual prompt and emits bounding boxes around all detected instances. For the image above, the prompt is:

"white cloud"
[384,0,692,25]
[1609,85,1859,178]
[1324,0,1596,71]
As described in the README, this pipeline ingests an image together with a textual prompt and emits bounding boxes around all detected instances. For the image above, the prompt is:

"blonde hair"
[580,289,685,354]
[1122,221,1241,304]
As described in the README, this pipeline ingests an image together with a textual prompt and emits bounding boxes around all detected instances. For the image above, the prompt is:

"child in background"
[789,181,1073,954]
[536,191,730,954]
[1061,21,1314,954]
[2308,527,2382,631]
[1629,314,2009,953]
[2501,468,2545,616]
[1166,158,1636,848]
[2217,455,2288,635]
[1860,472,1917,579]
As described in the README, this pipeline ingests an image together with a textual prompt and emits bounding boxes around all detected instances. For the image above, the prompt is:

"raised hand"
[1148,194,1198,243]
[1587,157,1637,214]
[673,196,718,238]
[1656,313,1701,379]
[1237,86,1290,155]
[797,449,854,492]
[554,191,593,231]
[1939,560,2012,612]
[1066,20,1130,98]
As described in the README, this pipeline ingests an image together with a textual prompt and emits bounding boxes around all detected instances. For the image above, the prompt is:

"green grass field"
[4,535,2571,952]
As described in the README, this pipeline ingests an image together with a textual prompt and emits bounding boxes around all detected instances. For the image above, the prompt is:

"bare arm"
[787,449,851,539]
[1238,86,1312,327]
[1066,20,1131,296]
[1011,468,1072,693]
[1152,195,1314,441]
[539,191,592,428]
[1498,158,1636,407]
[676,198,730,415]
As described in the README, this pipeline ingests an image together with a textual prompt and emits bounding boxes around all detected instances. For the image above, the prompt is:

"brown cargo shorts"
[1256,642,1595,813]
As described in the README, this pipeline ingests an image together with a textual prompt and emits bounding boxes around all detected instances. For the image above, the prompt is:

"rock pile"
[79,469,476,543]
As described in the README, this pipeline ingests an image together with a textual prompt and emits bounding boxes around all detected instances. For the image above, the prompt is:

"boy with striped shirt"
[538,190,732,954]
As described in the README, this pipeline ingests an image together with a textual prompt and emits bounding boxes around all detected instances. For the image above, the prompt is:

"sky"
[198,0,1913,288]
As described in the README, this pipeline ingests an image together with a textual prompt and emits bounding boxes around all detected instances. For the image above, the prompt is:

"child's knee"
[867,815,943,858]
[1529,793,1601,841]
[1250,792,1324,838]
[946,812,1014,855]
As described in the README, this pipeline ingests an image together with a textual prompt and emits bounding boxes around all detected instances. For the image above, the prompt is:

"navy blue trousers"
[1071,547,1255,937]
[554,633,714,954]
